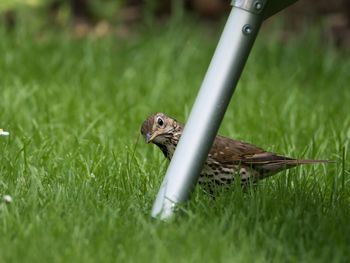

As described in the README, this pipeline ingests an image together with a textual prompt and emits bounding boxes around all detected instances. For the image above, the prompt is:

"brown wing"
[210,135,330,177]
[210,135,268,163]
[210,135,300,176]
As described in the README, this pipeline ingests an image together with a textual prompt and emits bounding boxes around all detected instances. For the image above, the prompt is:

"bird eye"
[157,117,164,126]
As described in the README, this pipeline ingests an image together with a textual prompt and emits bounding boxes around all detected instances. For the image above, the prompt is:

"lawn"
[0,17,349,262]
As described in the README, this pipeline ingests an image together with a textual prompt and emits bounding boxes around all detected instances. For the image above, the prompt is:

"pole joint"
[231,0,267,14]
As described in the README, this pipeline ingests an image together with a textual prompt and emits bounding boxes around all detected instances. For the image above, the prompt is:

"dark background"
[2,0,350,48]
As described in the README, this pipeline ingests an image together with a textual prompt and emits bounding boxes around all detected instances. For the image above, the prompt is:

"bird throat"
[154,142,170,159]
[153,136,179,160]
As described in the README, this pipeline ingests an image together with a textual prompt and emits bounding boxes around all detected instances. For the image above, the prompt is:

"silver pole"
[151,1,265,220]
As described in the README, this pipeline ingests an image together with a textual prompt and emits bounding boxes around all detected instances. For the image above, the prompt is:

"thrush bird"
[141,113,329,187]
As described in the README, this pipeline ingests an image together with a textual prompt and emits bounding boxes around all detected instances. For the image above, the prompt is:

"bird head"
[141,113,181,144]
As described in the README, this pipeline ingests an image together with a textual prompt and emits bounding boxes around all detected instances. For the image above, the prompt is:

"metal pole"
[151,0,298,220]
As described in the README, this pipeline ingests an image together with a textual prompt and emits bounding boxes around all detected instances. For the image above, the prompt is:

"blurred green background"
[0,1,350,262]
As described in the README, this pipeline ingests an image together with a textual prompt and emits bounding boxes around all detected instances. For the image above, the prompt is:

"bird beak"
[146,132,159,143]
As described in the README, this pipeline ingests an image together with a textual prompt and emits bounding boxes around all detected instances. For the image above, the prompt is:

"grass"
[0,17,349,262]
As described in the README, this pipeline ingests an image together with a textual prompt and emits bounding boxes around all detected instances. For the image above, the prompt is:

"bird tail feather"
[272,159,333,165]
[248,158,334,178]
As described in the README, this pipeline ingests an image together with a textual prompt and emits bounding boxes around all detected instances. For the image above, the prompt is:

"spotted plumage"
[141,113,330,188]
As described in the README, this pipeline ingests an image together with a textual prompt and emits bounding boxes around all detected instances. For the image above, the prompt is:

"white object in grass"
[3,195,12,204]
[0,129,9,136]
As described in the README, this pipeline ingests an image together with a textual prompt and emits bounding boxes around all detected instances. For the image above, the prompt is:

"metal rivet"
[242,25,252,35]
[254,1,263,10]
